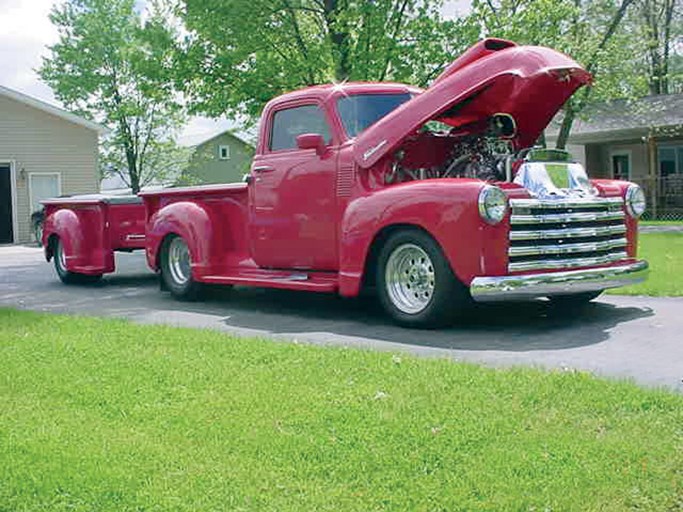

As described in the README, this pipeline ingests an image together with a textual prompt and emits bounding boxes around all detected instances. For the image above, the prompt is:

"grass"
[640,220,683,226]
[1,309,682,511]
[607,232,683,296]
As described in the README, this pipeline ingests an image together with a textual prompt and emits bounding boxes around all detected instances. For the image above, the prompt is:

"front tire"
[53,238,101,285]
[376,229,470,328]
[160,235,203,300]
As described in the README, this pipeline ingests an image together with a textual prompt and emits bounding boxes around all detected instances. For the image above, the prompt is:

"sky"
[0,0,471,144]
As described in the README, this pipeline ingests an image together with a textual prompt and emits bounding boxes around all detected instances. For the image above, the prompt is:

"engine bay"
[385,114,519,184]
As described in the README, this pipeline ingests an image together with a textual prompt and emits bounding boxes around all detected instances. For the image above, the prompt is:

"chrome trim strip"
[470,260,648,302]
[508,238,627,257]
[510,224,626,241]
[509,197,623,209]
[508,252,628,272]
[511,210,624,224]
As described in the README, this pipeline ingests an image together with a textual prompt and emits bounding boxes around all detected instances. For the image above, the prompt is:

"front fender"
[339,179,509,296]
[146,201,214,277]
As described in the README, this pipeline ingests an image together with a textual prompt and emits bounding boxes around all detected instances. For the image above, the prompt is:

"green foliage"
[1,309,682,510]
[468,0,647,148]
[470,0,645,99]
[176,0,477,123]
[39,0,187,192]
[628,0,682,95]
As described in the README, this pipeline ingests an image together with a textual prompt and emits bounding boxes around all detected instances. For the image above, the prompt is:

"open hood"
[354,40,591,169]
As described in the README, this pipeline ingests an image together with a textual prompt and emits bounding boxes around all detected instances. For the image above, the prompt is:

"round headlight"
[625,184,646,218]
[478,185,508,225]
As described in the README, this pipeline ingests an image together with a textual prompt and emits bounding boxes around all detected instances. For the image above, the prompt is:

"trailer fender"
[43,208,84,268]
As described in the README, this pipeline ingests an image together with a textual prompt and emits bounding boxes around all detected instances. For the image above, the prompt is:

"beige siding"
[585,144,608,178]
[584,141,649,181]
[565,144,586,168]
[0,95,98,243]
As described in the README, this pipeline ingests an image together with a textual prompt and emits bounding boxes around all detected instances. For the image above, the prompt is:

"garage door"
[0,165,13,244]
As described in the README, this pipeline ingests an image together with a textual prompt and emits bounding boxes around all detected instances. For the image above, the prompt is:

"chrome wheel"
[168,236,191,285]
[384,243,435,314]
[57,241,67,271]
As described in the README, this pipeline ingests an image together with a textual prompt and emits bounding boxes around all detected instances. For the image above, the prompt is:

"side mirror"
[296,133,326,156]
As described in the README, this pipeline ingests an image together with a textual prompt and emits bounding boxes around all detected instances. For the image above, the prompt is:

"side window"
[269,104,331,152]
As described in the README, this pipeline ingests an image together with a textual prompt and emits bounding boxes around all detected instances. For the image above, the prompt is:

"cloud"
[0,0,60,101]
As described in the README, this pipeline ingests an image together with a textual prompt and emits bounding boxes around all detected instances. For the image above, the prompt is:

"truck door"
[249,102,338,270]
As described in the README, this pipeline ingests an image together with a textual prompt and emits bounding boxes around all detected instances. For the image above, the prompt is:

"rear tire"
[53,238,102,285]
[160,235,203,300]
[376,229,470,328]
[548,290,603,307]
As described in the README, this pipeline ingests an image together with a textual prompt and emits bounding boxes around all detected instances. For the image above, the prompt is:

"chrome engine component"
[388,135,514,183]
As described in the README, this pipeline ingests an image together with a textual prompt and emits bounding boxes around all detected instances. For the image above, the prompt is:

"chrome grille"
[508,197,627,272]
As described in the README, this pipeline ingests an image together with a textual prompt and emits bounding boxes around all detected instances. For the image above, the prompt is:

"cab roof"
[265,82,423,108]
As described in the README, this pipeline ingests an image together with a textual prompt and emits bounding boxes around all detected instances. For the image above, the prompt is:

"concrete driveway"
[1,245,681,391]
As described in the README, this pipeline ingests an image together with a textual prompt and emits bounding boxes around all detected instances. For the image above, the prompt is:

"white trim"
[0,85,108,134]
[609,149,632,180]
[0,161,19,244]
[28,172,62,213]
[218,144,231,160]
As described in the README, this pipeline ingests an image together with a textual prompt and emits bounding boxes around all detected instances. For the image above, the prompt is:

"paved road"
[1,245,681,391]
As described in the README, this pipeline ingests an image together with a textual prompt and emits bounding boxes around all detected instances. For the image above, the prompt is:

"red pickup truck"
[42,38,648,327]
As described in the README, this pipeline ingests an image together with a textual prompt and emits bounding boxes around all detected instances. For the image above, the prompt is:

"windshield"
[337,93,412,138]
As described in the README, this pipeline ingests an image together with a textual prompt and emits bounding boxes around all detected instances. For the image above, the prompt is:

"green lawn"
[1,309,682,511]
[607,232,683,296]
[640,220,683,226]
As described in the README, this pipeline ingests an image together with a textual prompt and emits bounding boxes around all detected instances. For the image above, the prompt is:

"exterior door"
[611,152,631,181]
[0,166,13,244]
[249,103,338,270]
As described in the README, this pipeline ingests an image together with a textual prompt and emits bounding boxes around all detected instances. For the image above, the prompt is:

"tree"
[469,0,641,149]
[633,0,681,95]
[40,0,187,193]
[175,0,475,123]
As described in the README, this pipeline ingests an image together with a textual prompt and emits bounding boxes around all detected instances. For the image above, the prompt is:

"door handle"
[252,165,275,173]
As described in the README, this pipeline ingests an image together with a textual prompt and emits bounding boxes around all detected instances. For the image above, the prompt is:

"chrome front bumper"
[469,260,649,302]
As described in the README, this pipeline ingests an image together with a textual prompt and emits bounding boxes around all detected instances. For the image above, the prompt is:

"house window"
[29,173,61,212]
[218,145,230,160]
[610,151,631,180]
[658,146,683,176]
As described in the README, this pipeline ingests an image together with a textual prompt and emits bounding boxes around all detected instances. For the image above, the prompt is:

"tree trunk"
[555,0,634,149]
[555,107,576,150]
[323,0,351,81]
[123,135,140,194]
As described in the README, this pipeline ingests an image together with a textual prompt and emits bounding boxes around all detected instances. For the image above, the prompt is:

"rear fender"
[146,201,214,277]
[338,180,508,296]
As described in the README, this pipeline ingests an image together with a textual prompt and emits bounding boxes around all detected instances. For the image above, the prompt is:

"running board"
[200,270,338,292]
